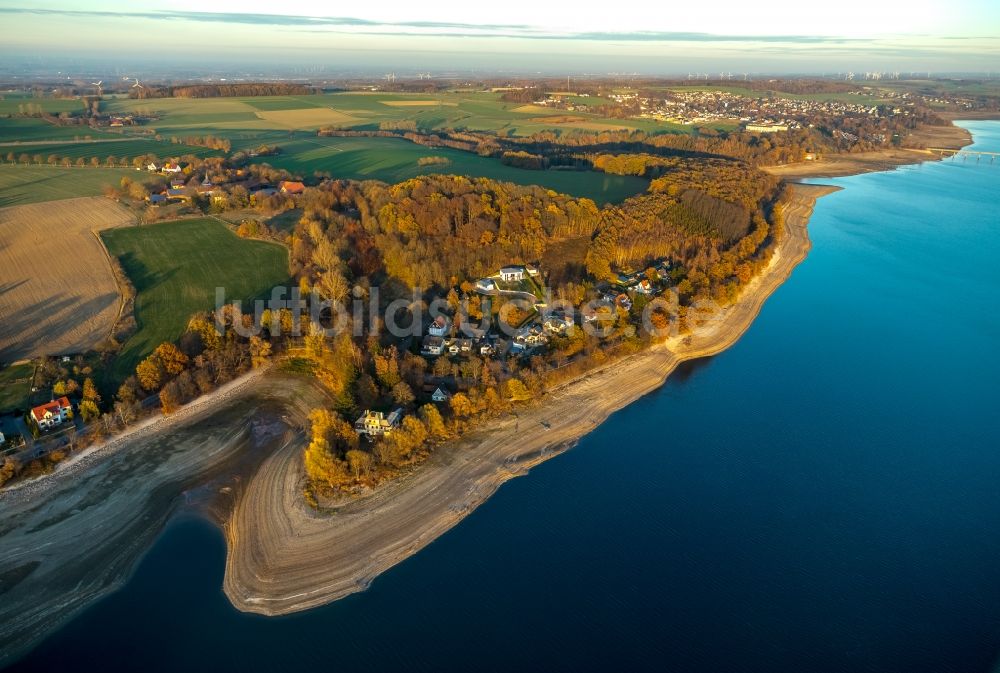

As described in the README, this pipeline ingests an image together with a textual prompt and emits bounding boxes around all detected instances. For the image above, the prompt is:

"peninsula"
[0,65,992,668]
[1,181,832,662]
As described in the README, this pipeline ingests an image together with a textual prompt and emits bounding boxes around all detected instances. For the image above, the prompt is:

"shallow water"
[8,121,1000,673]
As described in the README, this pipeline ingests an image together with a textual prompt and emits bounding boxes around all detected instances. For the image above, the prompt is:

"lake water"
[8,121,1000,673]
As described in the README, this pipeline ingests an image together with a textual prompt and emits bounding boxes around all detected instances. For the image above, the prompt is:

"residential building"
[279,180,305,195]
[431,387,451,403]
[630,279,654,295]
[428,315,449,337]
[745,123,789,133]
[499,265,526,282]
[475,278,497,293]
[543,314,574,334]
[31,397,72,430]
[250,187,278,202]
[354,408,403,436]
[421,336,444,356]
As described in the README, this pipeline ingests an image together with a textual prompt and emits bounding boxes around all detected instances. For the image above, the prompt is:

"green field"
[252,135,647,204]
[101,218,289,383]
[0,165,134,207]
[881,79,1000,99]
[0,93,89,116]
[0,362,34,413]
[0,118,116,143]
[1,138,221,162]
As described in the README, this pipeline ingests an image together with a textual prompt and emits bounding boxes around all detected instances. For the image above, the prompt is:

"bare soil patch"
[254,108,360,129]
[0,196,134,361]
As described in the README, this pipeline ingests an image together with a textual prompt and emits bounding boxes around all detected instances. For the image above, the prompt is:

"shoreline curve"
[221,182,841,615]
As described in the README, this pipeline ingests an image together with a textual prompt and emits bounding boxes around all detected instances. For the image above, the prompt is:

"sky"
[0,0,997,75]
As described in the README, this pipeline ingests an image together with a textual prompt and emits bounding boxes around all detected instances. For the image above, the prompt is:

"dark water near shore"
[9,122,1000,673]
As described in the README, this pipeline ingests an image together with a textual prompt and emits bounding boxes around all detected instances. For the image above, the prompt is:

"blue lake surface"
[9,121,1000,673]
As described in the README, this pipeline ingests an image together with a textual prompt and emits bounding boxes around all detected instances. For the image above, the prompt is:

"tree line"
[129,83,315,99]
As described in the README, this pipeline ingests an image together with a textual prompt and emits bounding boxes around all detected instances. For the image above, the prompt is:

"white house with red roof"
[31,397,73,430]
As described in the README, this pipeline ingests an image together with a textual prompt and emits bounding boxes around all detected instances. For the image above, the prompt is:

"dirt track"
[0,196,134,361]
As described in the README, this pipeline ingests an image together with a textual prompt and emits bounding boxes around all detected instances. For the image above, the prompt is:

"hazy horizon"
[1,0,998,77]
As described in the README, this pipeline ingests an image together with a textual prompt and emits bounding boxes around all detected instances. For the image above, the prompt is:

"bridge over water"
[926,147,1000,162]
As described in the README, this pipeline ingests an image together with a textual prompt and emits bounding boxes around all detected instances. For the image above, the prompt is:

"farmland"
[0,93,88,116]
[251,135,647,204]
[94,90,713,137]
[0,197,136,362]
[0,91,712,204]
[0,165,134,207]
[0,118,112,143]
[101,218,289,383]
[0,362,33,414]
[1,137,221,162]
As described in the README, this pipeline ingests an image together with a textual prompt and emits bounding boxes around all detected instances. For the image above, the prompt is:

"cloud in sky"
[0,3,996,72]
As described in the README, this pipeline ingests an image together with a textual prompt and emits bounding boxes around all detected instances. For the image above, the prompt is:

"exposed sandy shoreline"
[0,371,324,666]
[220,182,841,615]
[1,364,272,503]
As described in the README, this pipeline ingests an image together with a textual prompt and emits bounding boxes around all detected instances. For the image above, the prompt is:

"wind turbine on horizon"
[91,80,103,96]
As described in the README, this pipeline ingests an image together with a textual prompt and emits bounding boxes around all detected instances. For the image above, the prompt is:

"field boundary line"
[89,203,138,348]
